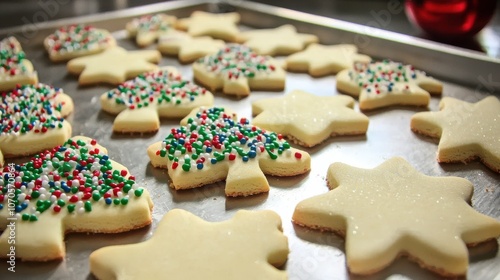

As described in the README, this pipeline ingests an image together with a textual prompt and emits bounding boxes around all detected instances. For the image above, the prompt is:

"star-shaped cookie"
[293,157,500,276]
[336,60,443,110]
[0,36,38,91]
[101,66,214,133]
[90,209,288,280]
[238,25,318,56]
[126,13,177,47]
[67,47,161,85]
[285,44,371,77]
[147,107,311,197]
[44,24,116,62]
[0,83,73,166]
[176,11,240,42]
[193,44,286,96]
[157,30,225,63]
[411,96,500,173]
[0,136,153,261]
[252,90,369,147]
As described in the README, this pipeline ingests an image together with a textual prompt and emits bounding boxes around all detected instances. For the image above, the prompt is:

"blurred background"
[1,0,499,57]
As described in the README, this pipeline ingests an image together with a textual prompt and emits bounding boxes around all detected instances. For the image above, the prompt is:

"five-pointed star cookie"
[252,90,369,147]
[293,157,500,276]
[193,44,285,96]
[157,30,225,63]
[67,47,161,85]
[90,209,288,280]
[238,25,318,56]
[336,60,443,110]
[411,96,500,173]
[0,136,153,261]
[176,11,241,42]
[0,83,73,166]
[0,36,38,91]
[101,66,214,133]
[126,13,177,47]
[44,24,116,62]
[147,107,310,197]
[285,44,371,77]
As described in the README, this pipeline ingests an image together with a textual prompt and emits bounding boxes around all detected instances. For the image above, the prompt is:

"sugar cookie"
[285,44,371,77]
[157,30,225,63]
[0,37,38,91]
[293,157,500,276]
[252,90,369,147]
[44,24,116,62]
[411,96,500,173]
[336,60,443,110]
[239,25,318,56]
[101,66,214,133]
[0,84,73,166]
[193,44,285,96]
[126,13,177,47]
[67,47,161,86]
[147,107,310,197]
[0,136,153,261]
[177,11,240,42]
[90,209,288,280]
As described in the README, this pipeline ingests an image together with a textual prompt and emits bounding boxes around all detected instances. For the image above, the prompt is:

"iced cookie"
[411,96,500,173]
[193,44,285,96]
[0,136,153,261]
[285,44,371,77]
[252,90,369,147]
[126,13,177,47]
[336,60,443,110]
[91,209,288,280]
[239,25,318,56]
[0,84,73,166]
[293,157,500,276]
[147,107,310,197]
[0,37,38,91]
[44,24,116,62]
[177,11,240,42]
[101,66,214,133]
[67,47,161,86]
[157,30,225,63]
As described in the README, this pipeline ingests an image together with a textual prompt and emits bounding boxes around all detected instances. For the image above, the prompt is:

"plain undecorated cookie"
[126,13,177,47]
[0,136,154,261]
[101,66,214,133]
[91,209,288,280]
[0,84,73,166]
[0,37,38,91]
[176,11,240,42]
[238,25,318,56]
[193,44,285,96]
[157,30,225,63]
[44,24,116,62]
[67,46,161,86]
[285,44,371,77]
[252,90,369,147]
[336,60,443,110]
[293,157,500,276]
[411,96,500,173]
[147,107,311,197]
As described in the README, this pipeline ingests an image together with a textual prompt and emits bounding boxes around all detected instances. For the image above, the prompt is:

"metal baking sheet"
[0,1,499,279]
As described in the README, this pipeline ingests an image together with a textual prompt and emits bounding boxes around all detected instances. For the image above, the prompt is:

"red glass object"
[405,0,497,38]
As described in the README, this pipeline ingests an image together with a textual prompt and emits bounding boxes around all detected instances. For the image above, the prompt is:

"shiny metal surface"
[0,1,499,279]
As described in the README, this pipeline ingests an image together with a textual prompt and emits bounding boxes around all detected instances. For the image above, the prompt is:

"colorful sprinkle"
[105,68,208,109]
[130,14,173,33]
[0,37,34,78]
[197,44,277,80]
[45,24,113,55]
[0,84,66,136]
[0,139,145,222]
[157,107,296,172]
